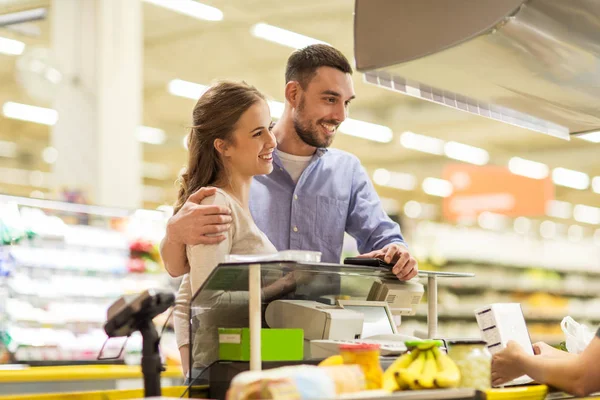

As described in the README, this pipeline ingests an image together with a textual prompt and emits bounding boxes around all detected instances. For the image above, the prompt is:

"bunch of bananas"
[382,340,461,392]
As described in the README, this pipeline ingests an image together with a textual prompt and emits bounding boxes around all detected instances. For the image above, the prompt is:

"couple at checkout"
[160,45,418,376]
[160,43,600,397]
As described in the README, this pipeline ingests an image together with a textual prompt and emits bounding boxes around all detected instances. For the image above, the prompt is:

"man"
[161,44,417,281]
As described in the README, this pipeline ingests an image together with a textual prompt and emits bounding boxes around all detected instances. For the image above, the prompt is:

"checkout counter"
[187,259,475,399]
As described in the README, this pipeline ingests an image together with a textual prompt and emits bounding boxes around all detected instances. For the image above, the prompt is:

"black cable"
[158,306,175,342]
[180,360,219,398]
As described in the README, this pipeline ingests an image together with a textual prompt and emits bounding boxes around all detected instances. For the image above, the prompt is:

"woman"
[492,336,600,397]
[172,81,289,378]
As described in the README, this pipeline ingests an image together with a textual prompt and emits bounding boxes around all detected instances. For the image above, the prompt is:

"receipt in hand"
[474,303,534,386]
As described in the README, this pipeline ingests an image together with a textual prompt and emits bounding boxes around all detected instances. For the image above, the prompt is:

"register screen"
[342,304,394,338]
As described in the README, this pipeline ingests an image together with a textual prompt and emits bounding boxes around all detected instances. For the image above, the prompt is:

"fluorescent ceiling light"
[340,118,392,143]
[2,102,58,126]
[539,220,556,239]
[513,216,531,234]
[143,162,171,180]
[0,36,25,55]
[168,79,208,100]
[400,131,445,155]
[373,168,416,190]
[546,200,572,219]
[577,130,600,143]
[0,8,46,26]
[444,141,489,165]
[267,100,284,119]
[508,157,549,179]
[403,201,422,218]
[251,23,328,49]
[552,167,590,190]
[422,177,453,197]
[0,140,17,158]
[143,0,223,21]
[573,204,600,225]
[592,176,600,194]
[137,126,166,145]
[42,147,58,164]
[567,225,584,242]
[478,211,508,231]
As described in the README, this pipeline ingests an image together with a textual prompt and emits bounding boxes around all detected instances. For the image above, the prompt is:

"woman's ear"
[214,138,229,157]
[284,81,300,108]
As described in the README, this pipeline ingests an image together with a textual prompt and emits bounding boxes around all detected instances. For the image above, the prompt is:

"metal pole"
[427,275,438,339]
[249,264,262,371]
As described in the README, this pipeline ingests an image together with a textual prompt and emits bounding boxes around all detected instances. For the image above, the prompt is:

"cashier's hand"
[167,187,232,246]
[357,243,418,281]
[491,341,527,386]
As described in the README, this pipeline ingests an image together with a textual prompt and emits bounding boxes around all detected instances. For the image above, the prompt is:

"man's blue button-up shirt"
[248,148,406,263]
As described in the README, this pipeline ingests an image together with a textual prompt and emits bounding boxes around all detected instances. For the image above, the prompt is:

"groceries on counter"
[226,364,365,400]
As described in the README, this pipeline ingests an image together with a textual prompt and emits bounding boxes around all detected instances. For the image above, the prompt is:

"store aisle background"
[0,0,599,365]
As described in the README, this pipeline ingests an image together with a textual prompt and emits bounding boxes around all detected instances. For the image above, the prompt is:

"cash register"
[265,278,424,358]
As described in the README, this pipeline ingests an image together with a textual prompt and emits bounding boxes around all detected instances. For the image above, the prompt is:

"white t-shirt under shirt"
[173,188,277,367]
[276,149,313,184]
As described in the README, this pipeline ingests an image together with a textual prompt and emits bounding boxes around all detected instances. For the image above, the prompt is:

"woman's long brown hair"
[174,81,265,214]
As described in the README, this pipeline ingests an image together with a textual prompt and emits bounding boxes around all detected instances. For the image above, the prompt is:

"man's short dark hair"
[285,44,353,88]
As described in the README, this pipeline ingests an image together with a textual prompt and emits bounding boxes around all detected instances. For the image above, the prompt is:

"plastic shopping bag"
[561,316,595,354]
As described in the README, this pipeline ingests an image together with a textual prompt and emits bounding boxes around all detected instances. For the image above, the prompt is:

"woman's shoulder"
[199,187,231,206]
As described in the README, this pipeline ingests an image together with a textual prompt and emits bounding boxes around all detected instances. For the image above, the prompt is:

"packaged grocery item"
[339,343,383,389]
[446,339,491,390]
[227,365,336,400]
[320,364,366,394]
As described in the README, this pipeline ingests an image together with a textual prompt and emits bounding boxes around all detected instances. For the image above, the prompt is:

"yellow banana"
[416,350,438,389]
[399,350,426,390]
[318,354,344,367]
[432,346,461,388]
[382,351,417,392]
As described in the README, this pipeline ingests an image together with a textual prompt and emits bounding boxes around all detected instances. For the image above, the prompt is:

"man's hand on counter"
[357,243,418,281]
[167,187,232,246]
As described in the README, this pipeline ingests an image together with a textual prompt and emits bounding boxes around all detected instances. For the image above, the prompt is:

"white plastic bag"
[561,316,595,354]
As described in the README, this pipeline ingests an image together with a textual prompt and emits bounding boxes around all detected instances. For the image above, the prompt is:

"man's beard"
[293,97,336,148]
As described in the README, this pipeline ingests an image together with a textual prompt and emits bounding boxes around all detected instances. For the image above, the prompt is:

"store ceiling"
[0,0,598,227]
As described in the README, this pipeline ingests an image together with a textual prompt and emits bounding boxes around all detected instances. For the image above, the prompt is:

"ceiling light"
[0,8,46,26]
[552,167,590,190]
[514,216,531,234]
[373,169,390,186]
[540,220,556,239]
[546,200,572,219]
[0,140,17,158]
[573,204,600,225]
[143,162,171,180]
[508,157,549,179]
[400,131,445,155]
[577,130,600,143]
[444,141,489,165]
[422,177,453,197]
[137,126,166,145]
[339,118,393,143]
[373,168,416,190]
[567,225,584,242]
[592,176,600,194]
[251,23,328,49]
[0,36,25,55]
[2,102,58,125]
[478,211,508,231]
[143,0,223,21]
[168,79,208,100]
[42,147,58,164]
[404,201,422,218]
[30,190,45,199]
[267,100,284,119]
